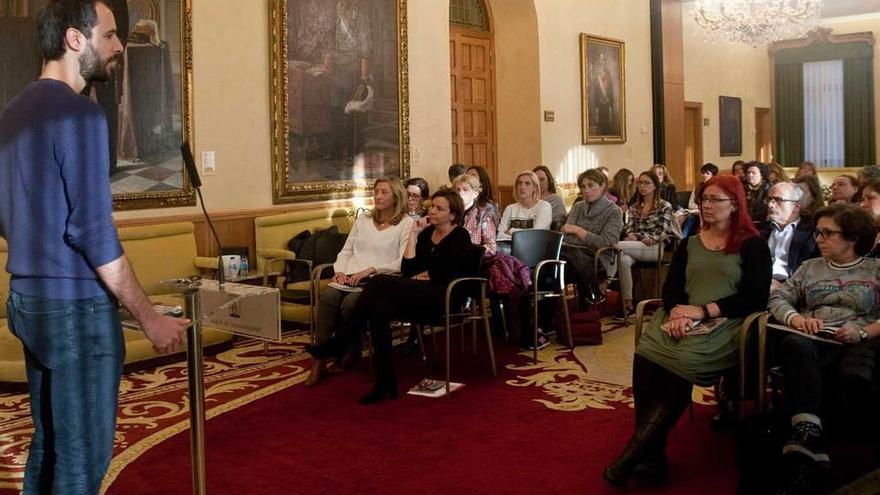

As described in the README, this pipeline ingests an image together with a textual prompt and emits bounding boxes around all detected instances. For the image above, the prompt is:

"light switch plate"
[201,151,215,175]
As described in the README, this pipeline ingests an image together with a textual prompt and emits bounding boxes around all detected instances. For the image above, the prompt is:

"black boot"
[631,433,669,484]
[603,403,677,487]
[305,337,345,360]
[358,374,399,405]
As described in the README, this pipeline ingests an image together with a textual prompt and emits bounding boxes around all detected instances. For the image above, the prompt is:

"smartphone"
[816,329,837,339]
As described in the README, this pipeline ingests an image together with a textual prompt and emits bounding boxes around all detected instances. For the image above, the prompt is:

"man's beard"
[79,43,117,83]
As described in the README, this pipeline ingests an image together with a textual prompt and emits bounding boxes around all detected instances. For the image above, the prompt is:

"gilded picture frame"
[270,0,410,203]
[580,33,626,144]
[0,0,195,210]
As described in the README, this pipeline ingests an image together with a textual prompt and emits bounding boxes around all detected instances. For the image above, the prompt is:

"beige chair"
[253,209,355,331]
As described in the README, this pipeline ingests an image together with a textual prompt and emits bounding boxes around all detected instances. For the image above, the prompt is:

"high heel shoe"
[358,379,399,405]
[305,338,345,360]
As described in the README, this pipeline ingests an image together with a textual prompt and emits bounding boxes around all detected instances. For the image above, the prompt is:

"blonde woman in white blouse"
[306,177,414,386]
[497,170,552,241]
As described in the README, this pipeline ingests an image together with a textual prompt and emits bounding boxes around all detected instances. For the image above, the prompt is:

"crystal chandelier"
[693,0,824,47]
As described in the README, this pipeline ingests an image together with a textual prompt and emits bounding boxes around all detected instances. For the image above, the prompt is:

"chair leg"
[559,278,573,351]
[483,311,497,377]
[472,319,478,355]
[497,300,509,340]
[430,325,440,366]
[415,324,427,364]
[445,322,451,396]
[533,289,540,364]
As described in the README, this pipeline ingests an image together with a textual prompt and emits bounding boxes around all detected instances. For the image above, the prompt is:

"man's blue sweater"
[0,79,123,299]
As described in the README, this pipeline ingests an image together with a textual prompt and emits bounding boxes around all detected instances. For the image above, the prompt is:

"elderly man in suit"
[760,181,819,288]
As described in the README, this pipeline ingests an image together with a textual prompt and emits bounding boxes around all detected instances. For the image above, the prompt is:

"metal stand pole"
[184,288,207,495]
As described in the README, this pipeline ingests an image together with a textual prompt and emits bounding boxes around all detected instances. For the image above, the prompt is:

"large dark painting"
[580,33,626,144]
[0,0,194,210]
[719,95,742,157]
[270,0,410,203]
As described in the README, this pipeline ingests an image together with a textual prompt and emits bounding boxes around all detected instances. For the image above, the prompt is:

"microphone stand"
[195,186,225,291]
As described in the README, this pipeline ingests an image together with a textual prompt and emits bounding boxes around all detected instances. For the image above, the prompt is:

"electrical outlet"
[201,151,215,175]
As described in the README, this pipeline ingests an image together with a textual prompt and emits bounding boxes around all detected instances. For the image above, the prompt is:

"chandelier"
[693,0,824,47]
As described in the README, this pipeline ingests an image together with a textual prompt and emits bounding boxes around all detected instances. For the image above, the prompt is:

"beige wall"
[534,0,654,184]
[682,3,772,173]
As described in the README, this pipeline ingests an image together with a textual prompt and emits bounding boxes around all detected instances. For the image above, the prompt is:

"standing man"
[0,1,187,493]
[759,181,819,288]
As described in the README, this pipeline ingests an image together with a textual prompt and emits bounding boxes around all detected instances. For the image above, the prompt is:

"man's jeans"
[7,291,124,495]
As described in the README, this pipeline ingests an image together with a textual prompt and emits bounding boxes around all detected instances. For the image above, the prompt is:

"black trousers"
[560,244,599,301]
[780,334,877,421]
[346,275,446,383]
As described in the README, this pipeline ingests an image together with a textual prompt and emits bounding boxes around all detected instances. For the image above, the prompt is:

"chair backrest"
[118,222,199,296]
[253,208,354,272]
[510,229,563,269]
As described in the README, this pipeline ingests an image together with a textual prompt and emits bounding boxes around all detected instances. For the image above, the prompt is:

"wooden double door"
[450,26,496,183]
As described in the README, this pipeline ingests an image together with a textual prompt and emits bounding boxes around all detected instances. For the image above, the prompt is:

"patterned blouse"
[623,199,679,242]
[462,204,497,255]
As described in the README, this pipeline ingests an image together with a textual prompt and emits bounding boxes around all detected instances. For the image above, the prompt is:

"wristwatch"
[858,328,869,342]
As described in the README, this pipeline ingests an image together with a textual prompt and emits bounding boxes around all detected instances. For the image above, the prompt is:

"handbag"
[557,309,603,346]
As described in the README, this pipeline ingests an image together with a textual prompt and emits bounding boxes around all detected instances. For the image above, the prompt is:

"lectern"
[172,279,280,495]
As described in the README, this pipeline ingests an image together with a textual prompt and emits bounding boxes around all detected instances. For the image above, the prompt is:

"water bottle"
[240,256,249,277]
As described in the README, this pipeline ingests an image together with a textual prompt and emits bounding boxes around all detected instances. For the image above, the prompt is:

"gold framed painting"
[580,33,626,144]
[270,0,410,203]
[0,0,195,210]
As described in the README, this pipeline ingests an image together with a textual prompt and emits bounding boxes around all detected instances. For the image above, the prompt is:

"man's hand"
[142,313,188,354]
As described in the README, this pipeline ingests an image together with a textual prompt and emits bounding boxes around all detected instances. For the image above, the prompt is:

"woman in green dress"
[603,175,772,487]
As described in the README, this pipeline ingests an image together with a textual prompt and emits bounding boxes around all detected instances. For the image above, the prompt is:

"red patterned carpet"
[0,327,742,494]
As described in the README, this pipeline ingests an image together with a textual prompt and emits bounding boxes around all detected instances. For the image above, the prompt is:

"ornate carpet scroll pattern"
[0,332,313,493]
[505,337,716,413]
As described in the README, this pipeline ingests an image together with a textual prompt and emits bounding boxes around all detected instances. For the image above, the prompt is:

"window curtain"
[803,60,845,167]
[843,57,876,167]
[774,64,804,167]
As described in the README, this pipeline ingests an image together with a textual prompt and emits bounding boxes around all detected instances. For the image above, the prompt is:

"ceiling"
[682,0,880,19]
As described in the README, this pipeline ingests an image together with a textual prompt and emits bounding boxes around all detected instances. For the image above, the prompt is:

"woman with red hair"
[604,175,771,487]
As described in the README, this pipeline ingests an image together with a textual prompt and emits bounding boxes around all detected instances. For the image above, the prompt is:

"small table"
[219,271,282,287]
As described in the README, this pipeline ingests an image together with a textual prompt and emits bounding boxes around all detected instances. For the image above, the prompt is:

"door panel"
[450,27,495,180]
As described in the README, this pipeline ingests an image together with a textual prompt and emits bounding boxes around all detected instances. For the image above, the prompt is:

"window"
[803,60,845,167]
[450,0,489,31]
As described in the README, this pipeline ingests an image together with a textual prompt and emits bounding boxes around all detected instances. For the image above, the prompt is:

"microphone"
[180,142,225,289]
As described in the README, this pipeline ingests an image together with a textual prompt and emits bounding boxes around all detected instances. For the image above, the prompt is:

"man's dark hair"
[432,189,465,226]
[38,0,111,61]
[813,204,878,256]
[700,163,719,176]
[448,163,467,182]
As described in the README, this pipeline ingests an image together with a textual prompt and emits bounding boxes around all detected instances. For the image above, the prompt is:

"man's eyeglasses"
[813,229,843,240]
[700,196,734,205]
[764,196,798,205]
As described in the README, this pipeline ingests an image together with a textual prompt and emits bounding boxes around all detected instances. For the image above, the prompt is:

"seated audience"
[307,177,414,387]
[744,161,770,222]
[597,166,611,180]
[447,163,467,187]
[560,169,623,305]
[454,173,497,255]
[652,164,679,210]
[766,162,789,185]
[405,177,430,219]
[679,163,718,237]
[759,181,819,288]
[497,170,552,241]
[830,174,859,204]
[609,168,635,209]
[466,165,501,228]
[533,165,567,229]
[858,179,880,256]
[604,175,771,487]
[731,160,746,180]
[793,175,825,216]
[858,165,880,187]
[616,171,680,318]
[306,189,478,404]
[795,161,817,179]
[768,204,879,491]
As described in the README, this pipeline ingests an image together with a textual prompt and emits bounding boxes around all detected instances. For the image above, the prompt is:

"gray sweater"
[768,257,880,330]
[562,196,623,250]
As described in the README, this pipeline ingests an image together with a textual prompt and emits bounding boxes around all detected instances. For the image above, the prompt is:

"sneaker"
[782,421,830,465]
[522,329,551,350]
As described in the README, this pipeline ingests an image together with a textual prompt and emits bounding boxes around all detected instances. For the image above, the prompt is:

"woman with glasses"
[305,177,414,387]
[454,174,497,255]
[859,179,880,257]
[615,172,680,319]
[767,204,879,492]
[604,175,771,487]
[405,177,430,219]
[560,169,623,307]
